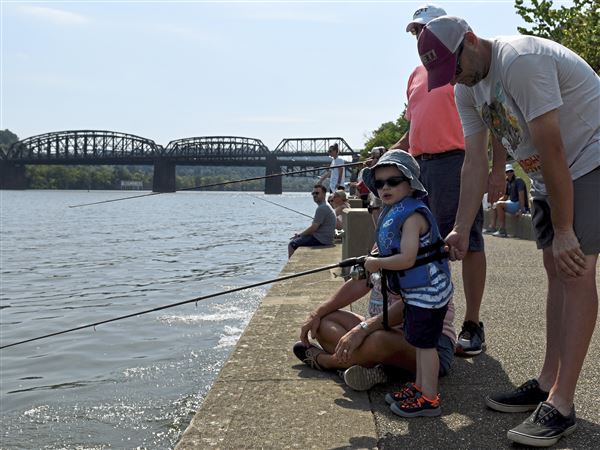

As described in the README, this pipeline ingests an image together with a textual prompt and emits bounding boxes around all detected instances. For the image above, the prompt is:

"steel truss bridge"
[0,130,359,194]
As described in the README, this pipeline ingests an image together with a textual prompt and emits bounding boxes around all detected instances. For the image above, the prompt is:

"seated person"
[288,185,336,257]
[330,190,351,230]
[293,151,456,417]
[485,163,529,237]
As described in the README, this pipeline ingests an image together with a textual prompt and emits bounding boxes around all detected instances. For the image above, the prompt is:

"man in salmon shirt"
[390,4,505,357]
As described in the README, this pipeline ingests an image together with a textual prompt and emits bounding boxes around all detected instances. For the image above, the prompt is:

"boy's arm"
[364,213,424,272]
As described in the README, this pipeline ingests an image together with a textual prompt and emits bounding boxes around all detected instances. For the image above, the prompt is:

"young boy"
[362,150,453,417]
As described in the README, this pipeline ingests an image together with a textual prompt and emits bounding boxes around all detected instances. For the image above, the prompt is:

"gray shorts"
[531,166,600,255]
[417,150,484,252]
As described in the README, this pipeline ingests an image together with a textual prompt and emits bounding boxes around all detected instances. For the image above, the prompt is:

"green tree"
[362,112,410,158]
[515,0,599,73]
[0,129,19,156]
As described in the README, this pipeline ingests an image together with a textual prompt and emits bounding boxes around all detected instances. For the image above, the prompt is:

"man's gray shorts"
[417,150,484,252]
[531,165,600,255]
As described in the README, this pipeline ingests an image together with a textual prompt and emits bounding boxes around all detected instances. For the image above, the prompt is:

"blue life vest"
[375,197,450,293]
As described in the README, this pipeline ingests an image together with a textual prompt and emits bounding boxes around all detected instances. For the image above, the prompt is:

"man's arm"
[488,135,507,204]
[297,222,319,237]
[527,109,586,277]
[445,129,489,260]
[390,129,410,151]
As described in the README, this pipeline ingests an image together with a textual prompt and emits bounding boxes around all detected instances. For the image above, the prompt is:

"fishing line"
[248,194,313,219]
[69,161,364,208]
[0,256,365,350]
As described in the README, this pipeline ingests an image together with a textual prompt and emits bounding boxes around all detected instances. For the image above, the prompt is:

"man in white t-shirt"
[417,15,599,447]
[319,143,345,193]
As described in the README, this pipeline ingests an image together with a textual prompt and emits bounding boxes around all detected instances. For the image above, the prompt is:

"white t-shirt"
[455,36,600,195]
[329,157,345,192]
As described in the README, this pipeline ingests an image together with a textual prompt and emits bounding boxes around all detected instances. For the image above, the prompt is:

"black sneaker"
[292,341,324,370]
[456,320,486,356]
[507,402,577,447]
[485,379,549,413]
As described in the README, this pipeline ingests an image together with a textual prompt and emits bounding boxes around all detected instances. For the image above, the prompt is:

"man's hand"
[445,229,469,261]
[552,229,587,278]
[299,311,321,346]
[334,326,366,363]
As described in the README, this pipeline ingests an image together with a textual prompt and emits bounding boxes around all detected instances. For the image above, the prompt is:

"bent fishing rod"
[69,161,364,208]
[0,256,366,350]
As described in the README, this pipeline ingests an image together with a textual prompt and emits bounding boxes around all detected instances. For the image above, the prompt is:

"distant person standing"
[390,4,503,357]
[418,15,599,447]
[288,185,336,258]
[485,163,530,237]
[319,143,345,193]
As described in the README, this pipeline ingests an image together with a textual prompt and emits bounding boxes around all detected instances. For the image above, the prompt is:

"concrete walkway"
[176,237,599,449]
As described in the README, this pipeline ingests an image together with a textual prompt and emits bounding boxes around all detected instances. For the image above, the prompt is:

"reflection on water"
[0,190,314,449]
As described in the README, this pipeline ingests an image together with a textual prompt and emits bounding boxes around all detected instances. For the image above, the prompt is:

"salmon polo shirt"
[405,65,465,156]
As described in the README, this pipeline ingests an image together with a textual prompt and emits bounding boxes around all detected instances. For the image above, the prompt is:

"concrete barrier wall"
[483,209,535,241]
[342,209,374,259]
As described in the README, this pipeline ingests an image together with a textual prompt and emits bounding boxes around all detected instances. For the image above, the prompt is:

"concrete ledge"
[483,208,535,241]
[175,244,379,450]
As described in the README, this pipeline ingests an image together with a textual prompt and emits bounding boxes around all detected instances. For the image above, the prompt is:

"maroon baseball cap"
[417,16,470,91]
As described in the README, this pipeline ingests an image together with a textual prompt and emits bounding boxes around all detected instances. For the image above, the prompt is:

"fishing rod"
[69,161,364,208]
[248,194,313,219]
[0,256,366,350]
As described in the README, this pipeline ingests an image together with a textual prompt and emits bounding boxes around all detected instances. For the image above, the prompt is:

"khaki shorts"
[531,166,600,255]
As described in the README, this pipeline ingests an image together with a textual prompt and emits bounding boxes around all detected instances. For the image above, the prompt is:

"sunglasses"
[367,205,380,214]
[373,176,409,190]
[410,24,424,36]
[455,41,465,77]
[311,191,320,196]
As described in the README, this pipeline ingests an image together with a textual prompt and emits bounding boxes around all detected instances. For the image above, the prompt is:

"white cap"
[505,163,514,172]
[406,4,447,32]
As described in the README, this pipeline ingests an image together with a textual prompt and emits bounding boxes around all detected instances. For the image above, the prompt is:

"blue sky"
[1,1,573,150]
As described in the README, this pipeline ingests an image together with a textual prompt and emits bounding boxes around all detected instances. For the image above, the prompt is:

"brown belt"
[415,149,464,160]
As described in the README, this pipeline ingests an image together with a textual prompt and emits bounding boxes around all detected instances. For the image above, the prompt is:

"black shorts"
[403,303,448,349]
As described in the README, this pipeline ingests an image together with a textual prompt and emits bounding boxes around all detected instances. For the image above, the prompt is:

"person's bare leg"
[462,250,486,323]
[536,248,564,392]
[418,348,439,399]
[546,254,598,415]
[496,203,507,229]
[317,329,416,372]
[489,207,498,229]
[315,310,362,354]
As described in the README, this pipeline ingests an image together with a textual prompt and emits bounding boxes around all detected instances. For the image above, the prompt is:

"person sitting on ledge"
[293,151,456,418]
[484,163,530,237]
[288,184,336,258]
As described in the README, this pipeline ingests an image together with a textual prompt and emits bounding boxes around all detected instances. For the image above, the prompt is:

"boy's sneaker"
[492,228,508,237]
[485,379,549,413]
[390,393,441,418]
[483,227,497,234]
[385,382,421,405]
[343,364,387,391]
[292,341,324,371]
[456,321,486,356]
[507,402,577,447]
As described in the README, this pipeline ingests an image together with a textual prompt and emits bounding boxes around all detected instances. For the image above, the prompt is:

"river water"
[0,190,316,449]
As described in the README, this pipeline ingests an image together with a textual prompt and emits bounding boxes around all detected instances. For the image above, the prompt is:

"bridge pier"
[264,155,282,195]
[153,160,176,193]
[0,162,27,189]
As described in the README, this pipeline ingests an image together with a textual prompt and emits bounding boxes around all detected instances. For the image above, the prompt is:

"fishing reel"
[349,264,367,281]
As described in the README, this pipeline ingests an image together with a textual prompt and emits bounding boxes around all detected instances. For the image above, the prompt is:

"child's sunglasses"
[373,176,409,190]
